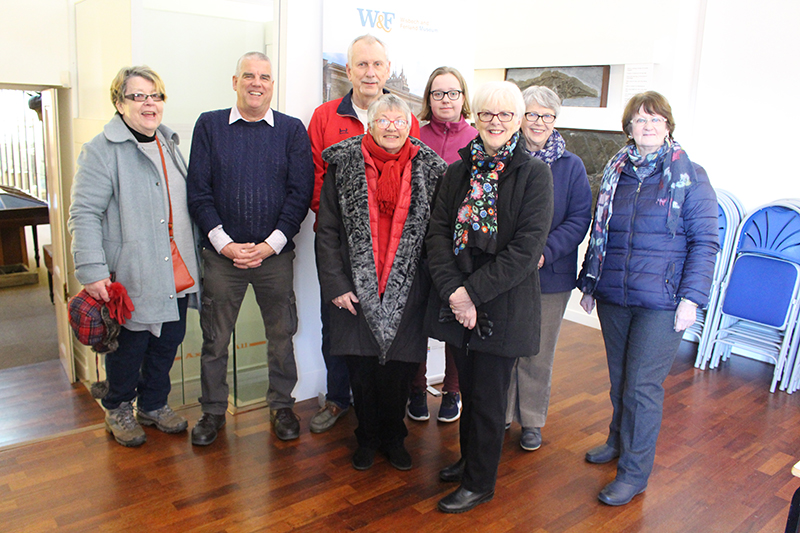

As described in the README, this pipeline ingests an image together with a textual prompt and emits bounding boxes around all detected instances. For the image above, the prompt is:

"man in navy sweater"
[187,51,314,445]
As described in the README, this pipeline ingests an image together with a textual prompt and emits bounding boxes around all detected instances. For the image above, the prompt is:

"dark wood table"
[0,185,49,268]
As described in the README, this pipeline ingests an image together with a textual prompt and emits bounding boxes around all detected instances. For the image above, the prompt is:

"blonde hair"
[110,66,166,108]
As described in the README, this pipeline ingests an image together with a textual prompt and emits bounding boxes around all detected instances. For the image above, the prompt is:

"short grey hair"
[346,34,388,66]
[367,94,411,125]
[235,51,271,77]
[471,81,525,122]
[522,86,562,117]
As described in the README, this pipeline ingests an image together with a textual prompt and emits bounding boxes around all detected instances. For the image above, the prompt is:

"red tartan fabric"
[68,290,106,346]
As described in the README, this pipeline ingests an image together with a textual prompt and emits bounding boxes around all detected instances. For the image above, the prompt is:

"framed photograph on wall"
[506,66,610,107]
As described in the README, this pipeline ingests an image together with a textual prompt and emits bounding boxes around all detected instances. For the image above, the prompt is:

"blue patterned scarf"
[526,129,565,167]
[580,138,695,294]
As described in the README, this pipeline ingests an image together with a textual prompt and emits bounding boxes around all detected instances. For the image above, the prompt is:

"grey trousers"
[506,291,571,428]
[596,301,683,487]
[198,248,298,415]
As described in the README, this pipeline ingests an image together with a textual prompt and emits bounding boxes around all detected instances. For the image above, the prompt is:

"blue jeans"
[596,301,683,486]
[102,297,188,411]
[321,295,351,408]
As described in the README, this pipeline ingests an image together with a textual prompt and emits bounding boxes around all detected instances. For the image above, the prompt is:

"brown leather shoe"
[309,401,349,433]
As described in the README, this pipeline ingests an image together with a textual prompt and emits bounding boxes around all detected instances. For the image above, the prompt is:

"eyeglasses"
[630,117,667,126]
[124,93,165,102]
[430,90,463,101]
[525,112,556,124]
[373,118,409,130]
[476,111,515,123]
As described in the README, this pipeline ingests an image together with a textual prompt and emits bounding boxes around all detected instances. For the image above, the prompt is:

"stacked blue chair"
[690,189,746,369]
[705,200,800,393]
[779,199,800,393]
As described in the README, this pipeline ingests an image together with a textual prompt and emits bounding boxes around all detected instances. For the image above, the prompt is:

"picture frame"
[505,65,610,108]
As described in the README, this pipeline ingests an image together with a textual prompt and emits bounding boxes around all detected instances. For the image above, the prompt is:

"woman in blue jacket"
[505,86,592,452]
[577,91,718,506]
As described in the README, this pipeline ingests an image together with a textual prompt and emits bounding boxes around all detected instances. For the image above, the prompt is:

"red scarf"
[362,133,415,215]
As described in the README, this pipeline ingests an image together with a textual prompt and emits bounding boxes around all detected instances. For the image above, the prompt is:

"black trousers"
[452,344,517,493]
[344,356,417,451]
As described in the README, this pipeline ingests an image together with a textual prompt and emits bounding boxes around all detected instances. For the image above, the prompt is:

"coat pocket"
[664,260,684,303]
[111,241,143,297]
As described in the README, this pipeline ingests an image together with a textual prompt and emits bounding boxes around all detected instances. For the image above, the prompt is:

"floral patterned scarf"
[526,129,565,167]
[580,138,695,294]
[453,131,519,258]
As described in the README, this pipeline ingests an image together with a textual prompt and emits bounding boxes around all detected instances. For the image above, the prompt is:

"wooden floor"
[0,359,104,449]
[1,321,799,532]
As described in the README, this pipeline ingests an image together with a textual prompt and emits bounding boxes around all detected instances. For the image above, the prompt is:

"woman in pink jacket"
[409,67,478,423]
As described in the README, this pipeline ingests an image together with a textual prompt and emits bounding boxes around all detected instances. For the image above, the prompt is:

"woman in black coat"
[426,81,553,513]
[316,94,447,472]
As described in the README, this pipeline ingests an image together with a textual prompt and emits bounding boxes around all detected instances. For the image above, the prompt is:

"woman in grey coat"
[68,66,200,447]
[315,94,446,472]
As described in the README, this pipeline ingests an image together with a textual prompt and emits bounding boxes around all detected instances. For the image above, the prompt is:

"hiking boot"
[137,404,188,434]
[105,401,146,447]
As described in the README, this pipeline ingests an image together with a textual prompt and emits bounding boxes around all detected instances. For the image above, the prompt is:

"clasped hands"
[440,286,493,339]
[222,242,275,269]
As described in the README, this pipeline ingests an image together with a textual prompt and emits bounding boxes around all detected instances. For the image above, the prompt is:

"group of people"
[67,33,719,514]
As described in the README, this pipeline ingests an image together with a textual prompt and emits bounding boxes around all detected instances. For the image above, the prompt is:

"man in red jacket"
[308,34,420,433]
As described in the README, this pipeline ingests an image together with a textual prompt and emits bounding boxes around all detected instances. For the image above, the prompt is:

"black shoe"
[438,486,494,513]
[385,445,412,471]
[270,408,300,441]
[598,479,646,506]
[352,447,375,470]
[585,443,620,464]
[520,427,542,451]
[439,458,466,482]
[191,413,226,446]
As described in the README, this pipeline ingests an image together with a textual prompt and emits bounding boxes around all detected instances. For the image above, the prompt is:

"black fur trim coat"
[316,135,447,364]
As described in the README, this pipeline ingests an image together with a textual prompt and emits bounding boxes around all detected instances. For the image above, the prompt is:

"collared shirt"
[208,105,287,255]
[228,105,275,126]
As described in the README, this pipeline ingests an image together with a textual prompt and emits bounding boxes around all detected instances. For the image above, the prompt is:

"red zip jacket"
[308,89,420,215]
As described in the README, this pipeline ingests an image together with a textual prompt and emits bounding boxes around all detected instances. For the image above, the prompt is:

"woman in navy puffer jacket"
[577,91,718,506]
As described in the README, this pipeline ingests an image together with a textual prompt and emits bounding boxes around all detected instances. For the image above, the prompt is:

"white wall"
[693,0,800,206]
[0,0,71,88]
[279,0,326,401]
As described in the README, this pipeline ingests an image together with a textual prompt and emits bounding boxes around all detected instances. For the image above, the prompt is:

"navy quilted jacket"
[581,160,719,310]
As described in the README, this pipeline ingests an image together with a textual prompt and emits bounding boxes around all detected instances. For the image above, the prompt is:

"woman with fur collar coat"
[315,95,447,473]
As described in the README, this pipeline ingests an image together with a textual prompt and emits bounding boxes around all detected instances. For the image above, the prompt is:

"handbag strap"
[155,138,175,239]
